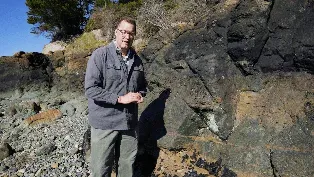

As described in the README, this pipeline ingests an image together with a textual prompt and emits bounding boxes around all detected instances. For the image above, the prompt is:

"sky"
[0,0,50,57]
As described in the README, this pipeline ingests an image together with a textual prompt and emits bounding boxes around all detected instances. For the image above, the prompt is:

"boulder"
[35,143,57,156]
[23,109,62,126]
[42,41,66,54]
[13,51,25,58]
[0,143,15,161]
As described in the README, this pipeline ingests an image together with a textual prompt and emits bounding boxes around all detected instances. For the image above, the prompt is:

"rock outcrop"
[138,0,314,176]
[1,0,314,176]
[0,52,52,99]
[42,41,67,54]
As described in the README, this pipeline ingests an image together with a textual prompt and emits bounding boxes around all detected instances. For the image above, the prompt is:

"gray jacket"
[85,42,147,130]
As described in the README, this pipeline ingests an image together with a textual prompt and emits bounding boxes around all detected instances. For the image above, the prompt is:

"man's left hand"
[137,94,143,103]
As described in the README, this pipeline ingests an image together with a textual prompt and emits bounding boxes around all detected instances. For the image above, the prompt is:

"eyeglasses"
[117,29,135,37]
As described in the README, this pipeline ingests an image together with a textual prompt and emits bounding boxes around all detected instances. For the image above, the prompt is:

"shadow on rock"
[135,88,171,177]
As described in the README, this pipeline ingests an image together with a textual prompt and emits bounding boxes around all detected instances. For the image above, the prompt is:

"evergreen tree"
[94,0,137,7]
[26,0,94,41]
[94,0,112,8]
[118,0,137,3]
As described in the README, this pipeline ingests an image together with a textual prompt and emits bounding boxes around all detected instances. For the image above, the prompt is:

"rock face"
[227,0,270,74]
[49,50,88,94]
[138,0,314,176]
[226,0,314,74]
[1,0,314,176]
[0,45,87,98]
[0,52,52,98]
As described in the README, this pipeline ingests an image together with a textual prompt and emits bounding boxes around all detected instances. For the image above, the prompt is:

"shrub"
[65,32,107,55]
[164,0,178,11]
[85,0,142,34]
[138,0,172,30]
[85,19,99,32]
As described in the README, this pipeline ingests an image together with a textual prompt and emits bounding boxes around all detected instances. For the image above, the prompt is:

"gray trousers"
[90,127,138,177]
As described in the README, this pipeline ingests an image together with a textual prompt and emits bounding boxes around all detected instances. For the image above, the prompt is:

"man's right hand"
[117,92,142,104]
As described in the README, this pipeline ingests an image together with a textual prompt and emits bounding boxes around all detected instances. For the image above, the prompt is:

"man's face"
[115,20,135,51]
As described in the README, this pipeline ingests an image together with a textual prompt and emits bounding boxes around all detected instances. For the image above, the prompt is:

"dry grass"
[65,32,107,55]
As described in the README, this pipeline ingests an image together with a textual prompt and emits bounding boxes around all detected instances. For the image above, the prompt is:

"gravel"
[0,93,90,177]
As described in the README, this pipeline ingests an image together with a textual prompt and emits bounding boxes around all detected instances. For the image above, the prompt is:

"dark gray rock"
[36,143,57,156]
[221,119,274,176]
[221,167,237,177]
[80,126,91,161]
[0,143,15,161]
[268,123,314,176]
[271,150,314,177]
[141,37,165,63]
[153,90,203,149]
[223,0,314,74]
[301,101,314,133]
[227,0,271,74]
[50,50,66,68]
[0,53,52,99]
[51,72,85,94]
[146,23,242,141]
[270,123,314,152]
[256,0,314,73]
[293,5,314,73]
[61,103,76,117]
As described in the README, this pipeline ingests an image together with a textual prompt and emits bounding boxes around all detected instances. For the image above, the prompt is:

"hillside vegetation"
[66,0,219,53]
[1,0,314,176]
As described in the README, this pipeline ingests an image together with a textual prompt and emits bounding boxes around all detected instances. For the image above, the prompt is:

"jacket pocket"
[106,63,121,81]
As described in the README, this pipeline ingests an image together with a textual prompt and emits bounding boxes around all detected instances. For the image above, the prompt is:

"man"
[85,18,147,177]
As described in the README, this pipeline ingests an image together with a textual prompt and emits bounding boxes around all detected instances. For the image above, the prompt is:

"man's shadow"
[135,88,171,177]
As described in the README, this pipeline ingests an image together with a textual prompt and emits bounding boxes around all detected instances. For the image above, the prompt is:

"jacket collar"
[108,41,135,72]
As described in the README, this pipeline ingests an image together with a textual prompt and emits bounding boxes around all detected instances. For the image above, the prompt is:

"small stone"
[16,172,24,177]
[51,162,59,168]
[64,135,71,141]
[60,167,67,173]
[10,167,18,173]
[69,147,79,155]
[0,165,9,171]
[35,168,42,176]
[36,143,56,156]
[0,143,15,160]
[7,106,17,116]
[25,173,35,177]
[15,146,24,152]
[18,169,26,173]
